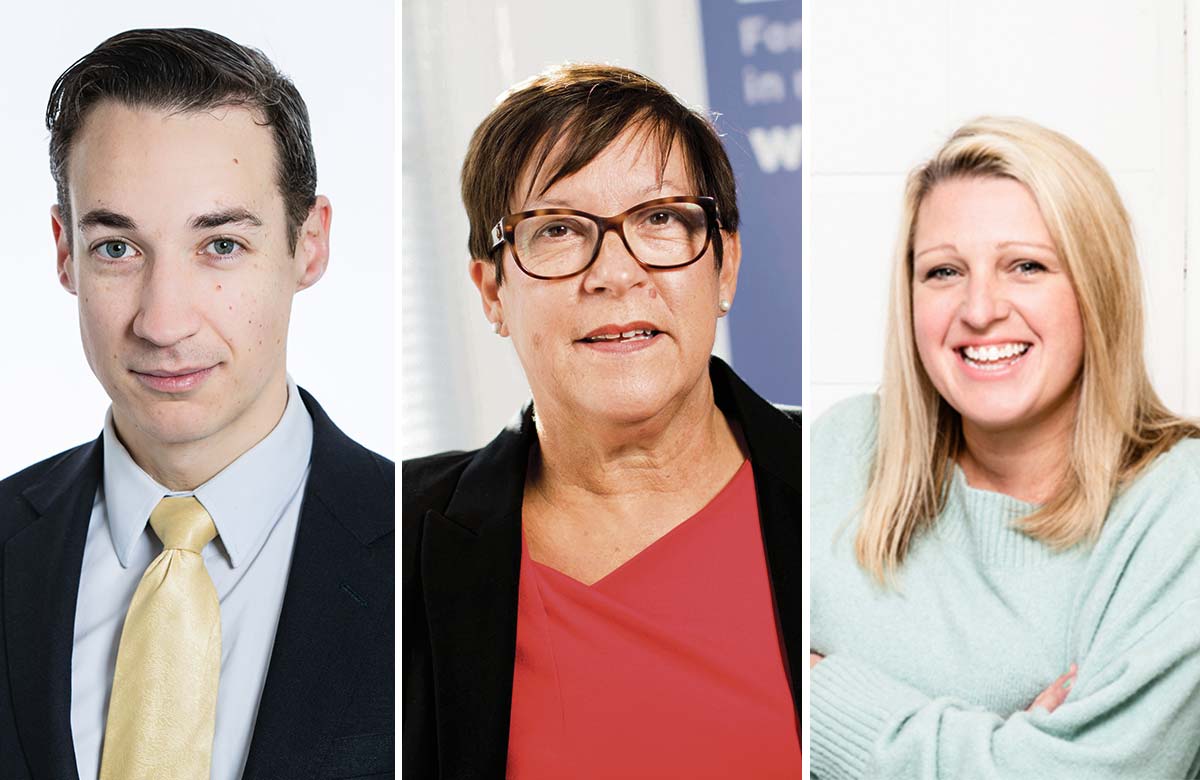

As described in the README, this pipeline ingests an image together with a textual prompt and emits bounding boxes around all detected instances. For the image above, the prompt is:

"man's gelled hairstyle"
[461,63,740,282]
[47,27,317,251]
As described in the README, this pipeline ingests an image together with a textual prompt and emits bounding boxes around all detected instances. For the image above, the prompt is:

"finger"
[1027,665,1076,713]
[1027,664,1078,713]
[809,652,824,669]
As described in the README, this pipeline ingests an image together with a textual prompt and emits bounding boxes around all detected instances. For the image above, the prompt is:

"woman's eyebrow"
[914,242,956,259]
[996,240,1056,253]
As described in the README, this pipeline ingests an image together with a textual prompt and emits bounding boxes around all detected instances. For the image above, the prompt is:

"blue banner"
[699,0,802,405]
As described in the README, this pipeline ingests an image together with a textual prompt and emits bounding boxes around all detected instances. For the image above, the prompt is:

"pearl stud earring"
[719,299,731,312]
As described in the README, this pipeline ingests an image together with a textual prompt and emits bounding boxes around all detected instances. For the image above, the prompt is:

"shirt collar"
[103,378,314,568]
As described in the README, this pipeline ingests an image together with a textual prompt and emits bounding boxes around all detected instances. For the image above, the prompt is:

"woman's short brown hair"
[460,63,739,282]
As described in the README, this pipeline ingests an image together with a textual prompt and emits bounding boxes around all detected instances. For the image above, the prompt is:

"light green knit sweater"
[811,394,1200,779]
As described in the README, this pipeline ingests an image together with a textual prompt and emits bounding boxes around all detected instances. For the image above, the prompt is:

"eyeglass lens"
[513,201,710,277]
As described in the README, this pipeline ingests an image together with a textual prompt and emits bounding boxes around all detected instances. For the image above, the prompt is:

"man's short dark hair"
[461,63,740,283]
[47,28,317,251]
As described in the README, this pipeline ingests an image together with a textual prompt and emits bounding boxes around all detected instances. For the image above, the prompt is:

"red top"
[506,459,802,779]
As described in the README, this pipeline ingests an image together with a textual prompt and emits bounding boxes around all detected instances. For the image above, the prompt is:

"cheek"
[663,273,718,339]
[1027,282,1084,355]
[503,285,554,347]
[911,289,951,355]
[76,280,131,352]
[1039,285,1085,367]
[218,271,294,349]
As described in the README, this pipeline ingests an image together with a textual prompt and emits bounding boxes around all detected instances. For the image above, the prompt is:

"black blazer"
[403,357,802,779]
[0,389,395,779]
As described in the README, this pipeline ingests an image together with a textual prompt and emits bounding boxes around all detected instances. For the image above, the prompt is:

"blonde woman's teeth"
[962,342,1030,365]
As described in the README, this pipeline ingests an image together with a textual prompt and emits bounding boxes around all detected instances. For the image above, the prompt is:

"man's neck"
[114,380,290,491]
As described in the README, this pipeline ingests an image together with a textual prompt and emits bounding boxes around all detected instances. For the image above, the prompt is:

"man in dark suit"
[0,29,393,779]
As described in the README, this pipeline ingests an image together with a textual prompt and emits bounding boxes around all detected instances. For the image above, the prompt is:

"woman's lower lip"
[956,348,1030,378]
[133,366,215,393]
[577,333,661,353]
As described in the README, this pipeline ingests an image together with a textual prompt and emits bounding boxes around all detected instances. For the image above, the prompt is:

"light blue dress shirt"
[70,380,313,779]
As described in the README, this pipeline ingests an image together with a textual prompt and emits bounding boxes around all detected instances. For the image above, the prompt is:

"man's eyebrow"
[78,209,137,232]
[190,208,264,230]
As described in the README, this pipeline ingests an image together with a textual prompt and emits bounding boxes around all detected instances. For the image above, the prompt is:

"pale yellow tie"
[100,496,221,780]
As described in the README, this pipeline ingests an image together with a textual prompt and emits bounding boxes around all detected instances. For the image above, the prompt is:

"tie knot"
[149,496,217,554]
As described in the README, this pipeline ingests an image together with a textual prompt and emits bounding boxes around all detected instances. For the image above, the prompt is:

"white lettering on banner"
[748,124,802,173]
[743,65,786,104]
[738,15,802,57]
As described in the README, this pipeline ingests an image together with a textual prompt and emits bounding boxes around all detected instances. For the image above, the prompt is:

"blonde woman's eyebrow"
[996,240,1057,254]
[913,243,956,259]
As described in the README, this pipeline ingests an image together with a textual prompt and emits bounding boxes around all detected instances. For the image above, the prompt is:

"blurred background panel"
[807,0,1199,421]
[402,0,801,460]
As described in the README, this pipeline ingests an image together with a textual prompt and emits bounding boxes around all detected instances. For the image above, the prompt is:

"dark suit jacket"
[403,358,802,779]
[0,389,394,779]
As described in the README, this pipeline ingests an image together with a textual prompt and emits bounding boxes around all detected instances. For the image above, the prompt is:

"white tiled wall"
[807,0,1191,421]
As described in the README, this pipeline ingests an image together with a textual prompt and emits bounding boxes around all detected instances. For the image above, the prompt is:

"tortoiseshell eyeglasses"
[489,195,721,280]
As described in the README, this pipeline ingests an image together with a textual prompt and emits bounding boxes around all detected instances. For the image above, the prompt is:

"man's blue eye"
[101,241,131,259]
[209,239,241,256]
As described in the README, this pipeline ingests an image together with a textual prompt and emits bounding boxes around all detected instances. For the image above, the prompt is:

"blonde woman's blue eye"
[99,241,133,259]
[1016,260,1045,274]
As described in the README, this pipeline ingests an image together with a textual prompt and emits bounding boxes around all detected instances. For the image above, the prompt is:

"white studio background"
[0,1,394,479]
[807,1,1196,423]
[401,0,732,460]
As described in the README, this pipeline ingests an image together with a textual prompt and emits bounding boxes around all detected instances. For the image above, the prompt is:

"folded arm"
[810,599,1200,779]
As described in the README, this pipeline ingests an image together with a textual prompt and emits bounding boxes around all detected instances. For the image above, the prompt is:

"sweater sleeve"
[811,596,1200,779]
[811,442,1200,780]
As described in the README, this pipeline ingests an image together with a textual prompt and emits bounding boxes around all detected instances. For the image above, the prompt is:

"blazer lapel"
[241,390,394,776]
[4,440,101,780]
[710,359,804,711]
[422,409,531,778]
[415,361,799,774]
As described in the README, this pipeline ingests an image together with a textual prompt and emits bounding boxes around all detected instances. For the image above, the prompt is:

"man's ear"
[717,231,741,315]
[52,205,77,295]
[469,258,507,336]
[295,195,332,291]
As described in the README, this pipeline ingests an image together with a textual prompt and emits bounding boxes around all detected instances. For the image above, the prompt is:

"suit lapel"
[4,440,101,780]
[422,410,531,778]
[241,390,393,776]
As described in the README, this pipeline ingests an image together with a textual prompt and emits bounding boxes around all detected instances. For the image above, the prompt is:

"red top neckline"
[507,458,802,779]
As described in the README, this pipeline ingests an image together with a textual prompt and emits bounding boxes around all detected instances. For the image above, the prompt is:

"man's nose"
[131,258,203,347]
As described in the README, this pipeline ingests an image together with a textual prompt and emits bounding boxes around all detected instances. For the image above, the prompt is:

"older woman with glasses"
[403,64,803,779]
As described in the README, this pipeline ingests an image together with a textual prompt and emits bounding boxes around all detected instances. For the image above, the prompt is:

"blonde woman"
[810,117,1200,779]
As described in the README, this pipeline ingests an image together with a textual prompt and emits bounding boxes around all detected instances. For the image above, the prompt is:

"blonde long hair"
[857,116,1198,582]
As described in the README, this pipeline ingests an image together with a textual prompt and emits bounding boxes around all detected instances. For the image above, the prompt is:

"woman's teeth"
[584,329,656,342]
[961,342,1030,368]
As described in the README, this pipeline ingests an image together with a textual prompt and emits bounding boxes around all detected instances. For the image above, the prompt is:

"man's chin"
[113,401,226,450]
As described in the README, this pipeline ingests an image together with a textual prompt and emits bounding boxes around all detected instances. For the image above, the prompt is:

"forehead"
[68,101,282,225]
[915,176,1051,245]
[512,123,698,211]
